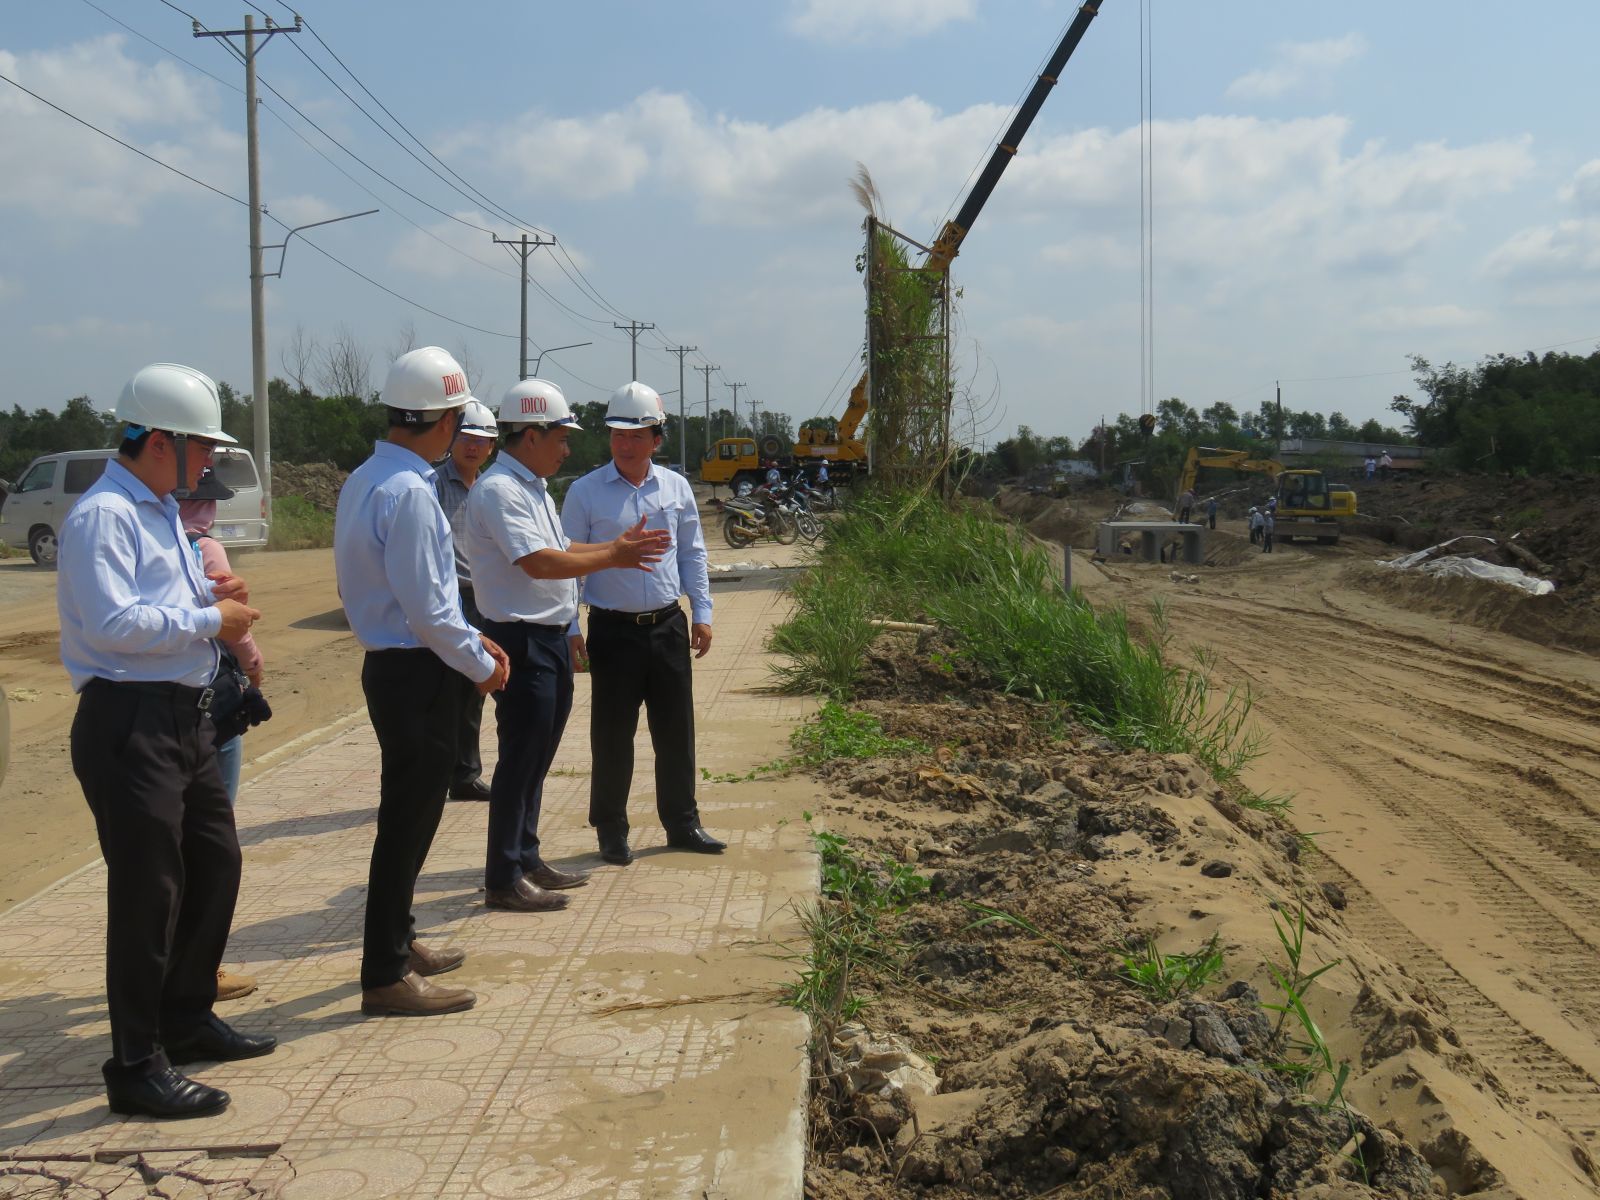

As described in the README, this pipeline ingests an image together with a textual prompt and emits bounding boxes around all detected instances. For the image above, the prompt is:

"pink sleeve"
[199,536,264,676]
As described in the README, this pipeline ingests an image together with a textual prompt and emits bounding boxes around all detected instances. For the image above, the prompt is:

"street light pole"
[530,341,592,378]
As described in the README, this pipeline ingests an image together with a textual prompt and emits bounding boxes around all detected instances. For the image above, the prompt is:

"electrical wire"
[78,0,242,92]
[0,68,249,208]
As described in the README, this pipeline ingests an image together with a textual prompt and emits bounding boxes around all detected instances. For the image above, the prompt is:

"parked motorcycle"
[723,492,799,547]
[779,483,824,542]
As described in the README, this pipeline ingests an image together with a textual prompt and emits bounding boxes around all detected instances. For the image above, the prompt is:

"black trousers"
[360,649,468,989]
[71,680,240,1073]
[452,588,487,786]
[481,621,573,889]
[1263,530,1274,553]
[586,607,699,836]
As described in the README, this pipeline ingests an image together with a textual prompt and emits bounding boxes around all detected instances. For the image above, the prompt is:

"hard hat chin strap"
[170,432,193,500]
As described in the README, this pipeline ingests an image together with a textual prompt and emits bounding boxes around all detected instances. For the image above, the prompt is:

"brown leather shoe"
[407,941,465,977]
[216,969,256,1002]
[484,876,570,913]
[361,971,476,1017]
[526,861,590,891]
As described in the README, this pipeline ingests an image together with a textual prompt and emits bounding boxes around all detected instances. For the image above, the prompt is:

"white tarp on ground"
[1377,537,1555,596]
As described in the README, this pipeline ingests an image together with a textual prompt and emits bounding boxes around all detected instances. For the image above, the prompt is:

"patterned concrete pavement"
[0,543,819,1199]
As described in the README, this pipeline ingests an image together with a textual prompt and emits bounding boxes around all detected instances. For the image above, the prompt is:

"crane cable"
[1139,0,1155,420]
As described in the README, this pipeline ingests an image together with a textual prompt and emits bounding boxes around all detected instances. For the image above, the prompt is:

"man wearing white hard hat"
[463,380,671,911]
[335,346,510,1018]
[58,363,271,1119]
[561,381,724,865]
[435,398,499,803]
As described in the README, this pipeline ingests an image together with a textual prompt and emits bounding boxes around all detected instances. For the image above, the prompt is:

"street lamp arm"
[530,341,592,377]
[264,208,379,279]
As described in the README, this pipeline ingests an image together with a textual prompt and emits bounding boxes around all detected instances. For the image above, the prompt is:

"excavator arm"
[1176,447,1283,497]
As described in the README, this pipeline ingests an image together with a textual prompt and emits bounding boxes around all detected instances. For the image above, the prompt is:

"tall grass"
[767,488,1261,780]
[268,494,335,551]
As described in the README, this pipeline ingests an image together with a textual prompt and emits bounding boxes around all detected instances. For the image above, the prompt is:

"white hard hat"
[458,399,499,439]
[499,378,581,429]
[381,346,472,414]
[605,380,664,428]
[115,363,237,444]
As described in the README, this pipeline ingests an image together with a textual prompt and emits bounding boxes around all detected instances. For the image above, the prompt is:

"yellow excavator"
[1177,447,1357,544]
[704,1,1106,488]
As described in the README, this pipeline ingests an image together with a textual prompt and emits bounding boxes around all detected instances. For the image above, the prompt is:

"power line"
[0,68,249,207]
[78,0,242,92]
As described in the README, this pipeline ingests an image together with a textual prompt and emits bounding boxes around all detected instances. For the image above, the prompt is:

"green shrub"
[268,495,335,551]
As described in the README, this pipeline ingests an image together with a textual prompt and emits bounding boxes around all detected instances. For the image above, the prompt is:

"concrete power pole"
[664,345,697,467]
[613,321,656,381]
[695,363,719,452]
[194,12,301,524]
[493,233,555,379]
[727,382,746,440]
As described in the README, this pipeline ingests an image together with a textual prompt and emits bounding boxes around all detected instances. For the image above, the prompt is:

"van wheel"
[28,527,59,567]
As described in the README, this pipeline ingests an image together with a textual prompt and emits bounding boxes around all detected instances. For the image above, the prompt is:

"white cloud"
[1356,304,1488,331]
[0,275,20,303]
[1558,158,1600,212]
[1483,219,1600,282]
[269,194,345,229]
[1226,34,1367,101]
[0,36,240,226]
[787,0,975,44]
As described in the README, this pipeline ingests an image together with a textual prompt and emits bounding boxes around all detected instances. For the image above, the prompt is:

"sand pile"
[992,485,1099,546]
[272,460,346,511]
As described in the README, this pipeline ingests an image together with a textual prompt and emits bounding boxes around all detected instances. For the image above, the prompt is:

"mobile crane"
[702,1,1105,490]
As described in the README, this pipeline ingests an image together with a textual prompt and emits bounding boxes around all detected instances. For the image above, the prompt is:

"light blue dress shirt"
[560,460,711,625]
[334,441,495,683]
[57,459,223,692]
[462,455,578,626]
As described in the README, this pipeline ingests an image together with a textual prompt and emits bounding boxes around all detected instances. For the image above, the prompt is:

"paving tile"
[0,561,816,1198]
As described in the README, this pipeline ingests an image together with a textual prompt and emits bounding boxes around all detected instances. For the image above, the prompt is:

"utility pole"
[613,320,656,381]
[695,363,719,453]
[664,345,697,467]
[493,233,555,379]
[727,382,746,439]
[194,12,301,524]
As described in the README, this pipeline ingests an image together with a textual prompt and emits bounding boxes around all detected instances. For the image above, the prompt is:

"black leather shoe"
[103,1062,229,1119]
[448,778,491,801]
[163,1014,277,1065]
[665,825,727,854]
[598,833,634,866]
[527,861,590,890]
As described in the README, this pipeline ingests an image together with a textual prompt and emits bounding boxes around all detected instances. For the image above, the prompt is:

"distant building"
[1276,438,1437,473]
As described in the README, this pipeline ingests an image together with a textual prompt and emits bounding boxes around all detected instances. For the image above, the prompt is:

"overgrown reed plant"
[768,488,1262,780]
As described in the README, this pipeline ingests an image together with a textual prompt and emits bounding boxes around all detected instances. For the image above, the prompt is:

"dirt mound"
[273,460,347,511]
[799,691,1594,1198]
[1349,562,1600,655]
[993,486,1099,547]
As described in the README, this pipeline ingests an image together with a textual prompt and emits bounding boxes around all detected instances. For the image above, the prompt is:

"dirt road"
[0,550,367,910]
[1081,525,1600,1154]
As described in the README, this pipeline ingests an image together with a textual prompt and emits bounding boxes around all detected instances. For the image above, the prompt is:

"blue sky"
[4,0,1598,448]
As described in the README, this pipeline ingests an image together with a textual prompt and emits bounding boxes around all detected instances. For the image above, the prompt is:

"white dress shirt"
[334,440,495,682]
[560,460,711,624]
[462,455,578,626]
[57,460,223,692]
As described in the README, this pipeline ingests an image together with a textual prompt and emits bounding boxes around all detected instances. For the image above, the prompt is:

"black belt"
[589,603,681,626]
[87,676,216,713]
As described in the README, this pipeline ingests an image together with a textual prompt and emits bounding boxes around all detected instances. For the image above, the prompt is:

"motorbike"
[723,490,799,547]
[779,483,824,542]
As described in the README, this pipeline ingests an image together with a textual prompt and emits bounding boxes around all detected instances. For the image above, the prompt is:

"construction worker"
[1205,496,1218,530]
[435,399,499,803]
[1176,488,1195,524]
[1261,506,1275,554]
[58,363,272,1119]
[463,380,672,912]
[334,346,511,1018]
[1248,506,1263,545]
[562,381,724,865]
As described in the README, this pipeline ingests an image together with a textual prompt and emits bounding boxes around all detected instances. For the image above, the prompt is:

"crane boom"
[929,0,1104,271]
[812,1,1105,455]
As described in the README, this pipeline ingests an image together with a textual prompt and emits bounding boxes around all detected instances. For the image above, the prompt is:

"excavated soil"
[801,633,1598,1199]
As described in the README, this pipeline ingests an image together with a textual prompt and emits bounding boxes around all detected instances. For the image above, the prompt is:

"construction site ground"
[0,531,817,1198]
[2,472,1599,1197]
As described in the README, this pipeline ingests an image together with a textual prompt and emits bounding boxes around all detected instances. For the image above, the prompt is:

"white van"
[0,446,269,565]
